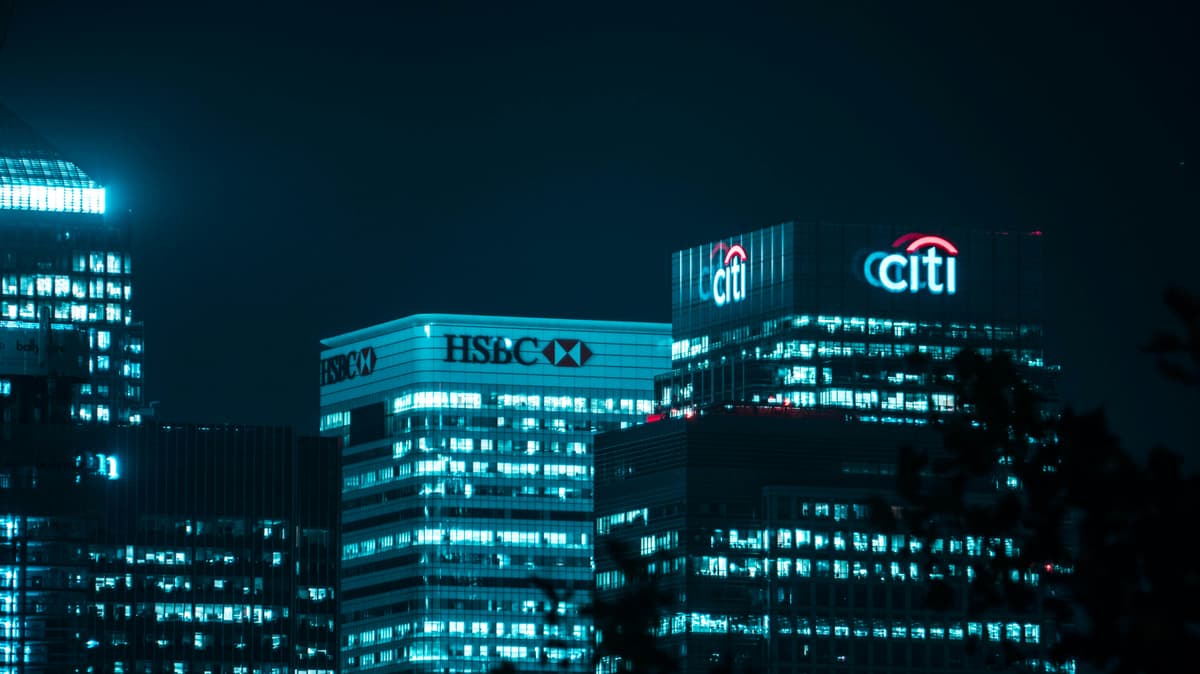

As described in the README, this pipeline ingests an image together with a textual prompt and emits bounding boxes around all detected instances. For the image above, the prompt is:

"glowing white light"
[0,185,106,214]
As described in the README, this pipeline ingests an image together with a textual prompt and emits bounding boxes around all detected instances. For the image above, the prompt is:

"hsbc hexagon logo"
[443,335,594,367]
[541,338,592,367]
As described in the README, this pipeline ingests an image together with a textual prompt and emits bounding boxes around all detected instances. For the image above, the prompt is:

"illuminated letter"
[513,337,538,365]
[697,263,712,301]
[713,268,728,306]
[879,254,908,292]
[731,259,746,302]
[444,335,471,363]
[909,255,921,292]
[863,252,887,288]
[924,248,945,294]
[347,351,360,379]
[946,257,957,295]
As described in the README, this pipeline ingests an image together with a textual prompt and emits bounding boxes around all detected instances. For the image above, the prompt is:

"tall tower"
[0,104,144,425]
[0,104,143,672]
[321,314,671,674]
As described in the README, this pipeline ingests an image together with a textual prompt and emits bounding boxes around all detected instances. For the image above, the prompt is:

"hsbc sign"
[443,335,593,367]
[320,346,378,386]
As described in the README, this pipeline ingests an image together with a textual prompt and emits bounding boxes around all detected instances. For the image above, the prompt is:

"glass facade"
[86,425,340,674]
[661,222,1052,421]
[595,416,1062,674]
[0,426,111,673]
[320,314,670,674]
[1,422,339,674]
[0,104,143,427]
[596,222,1062,674]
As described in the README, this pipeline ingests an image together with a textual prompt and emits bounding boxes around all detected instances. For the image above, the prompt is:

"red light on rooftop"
[1029,230,1044,236]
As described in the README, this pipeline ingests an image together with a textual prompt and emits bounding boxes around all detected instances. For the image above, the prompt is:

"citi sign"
[443,335,592,367]
[697,242,748,307]
[320,346,378,386]
[863,233,958,295]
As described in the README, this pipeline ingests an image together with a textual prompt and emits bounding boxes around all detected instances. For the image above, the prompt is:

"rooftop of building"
[1,103,105,214]
[322,313,671,348]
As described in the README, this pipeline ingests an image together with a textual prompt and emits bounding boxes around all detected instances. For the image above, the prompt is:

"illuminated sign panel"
[672,224,793,336]
[320,346,377,386]
[863,233,959,295]
[443,335,593,367]
[698,243,749,307]
[672,222,1041,343]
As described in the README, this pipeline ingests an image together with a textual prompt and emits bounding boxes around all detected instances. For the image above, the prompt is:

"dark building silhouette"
[595,415,1058,674]
[0,425,113,672]
[2,422,339,674]
[86,424,339,674]
[596,222,1062,674]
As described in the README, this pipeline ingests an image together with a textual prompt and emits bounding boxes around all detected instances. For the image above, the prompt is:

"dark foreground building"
[0,425,113,672]
[595,415,1055,674]
[1,423,339,674]
[596,222,1063,674]
[86,424,340,674]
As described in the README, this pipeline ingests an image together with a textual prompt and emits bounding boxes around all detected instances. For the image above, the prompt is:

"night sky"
[2,2,1196,460]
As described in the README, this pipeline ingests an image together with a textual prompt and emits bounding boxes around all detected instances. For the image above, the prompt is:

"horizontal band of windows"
[345,508,590,535]
[346,553,591,584]
[342,445,393,467]
[343,596,587,624]
[344,485,593,511]
[342,575,592,602]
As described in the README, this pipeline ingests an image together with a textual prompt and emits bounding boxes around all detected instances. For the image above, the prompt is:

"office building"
[2,422,339,674]
[85,424,339,674]
[1,425,115,673]
[320,314,671,674]
[595,415,1056,674]
[659,222,1049,420]
[1,103,144,426]
[596,222,1059,674]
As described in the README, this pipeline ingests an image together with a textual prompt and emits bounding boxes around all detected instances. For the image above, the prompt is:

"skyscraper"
[659,221,1049,420]
[1,106,339,674]
[320,314,670,674]
[0,104,143,426]
[596,222,1059,674]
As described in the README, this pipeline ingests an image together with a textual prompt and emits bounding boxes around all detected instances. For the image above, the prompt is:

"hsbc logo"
[443,335,593,367]
[541,338,592,367]
[320,346,377,386]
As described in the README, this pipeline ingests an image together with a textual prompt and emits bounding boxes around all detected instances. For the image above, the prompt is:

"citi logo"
[863,234,958,295]
[320,346,377,386]
[443,335,593,367]
[697,242,748,307]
